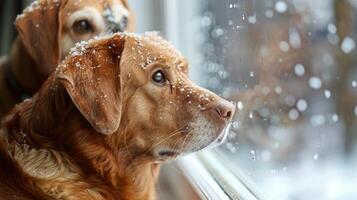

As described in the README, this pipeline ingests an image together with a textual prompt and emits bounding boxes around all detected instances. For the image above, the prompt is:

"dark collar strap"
[4,62,32,101]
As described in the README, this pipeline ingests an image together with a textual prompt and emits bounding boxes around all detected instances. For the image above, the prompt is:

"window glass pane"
[178,0,357,199]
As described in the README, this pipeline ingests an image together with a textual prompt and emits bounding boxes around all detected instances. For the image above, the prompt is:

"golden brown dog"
[0,33,235,200]
[0,0,135,117]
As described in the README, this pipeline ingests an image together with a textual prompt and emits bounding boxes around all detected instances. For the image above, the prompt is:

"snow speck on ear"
[16,0,62,20]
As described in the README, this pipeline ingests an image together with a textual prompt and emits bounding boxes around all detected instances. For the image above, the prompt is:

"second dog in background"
[0,0,135,117]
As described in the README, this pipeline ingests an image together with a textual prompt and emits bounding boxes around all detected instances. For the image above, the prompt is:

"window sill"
[176,151,262,200]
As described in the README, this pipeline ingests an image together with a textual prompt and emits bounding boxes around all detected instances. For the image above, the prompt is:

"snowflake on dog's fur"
[59,32,186,72]
[126,32,185,70]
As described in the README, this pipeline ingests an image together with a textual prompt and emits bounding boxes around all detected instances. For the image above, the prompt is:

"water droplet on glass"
[248,15,256,24]
[309,77,322,90]
[226,142,237,153]
[229,3,238,8]
[327,24,337,34]
[341,37,356,54]
[313,154,319,160]
[275,86,282,94]
[212,27,224,38]
[332,114,339,122]
[289,109,299,120]
[232,121,240,129]
[279,41,290,52]
[275,1,288,13]
[324,90,331,99]
[237,101,244,110]
[294,64,305,76]
[297,99,308,112]
[201,16,212,27]
[250,150,256,160]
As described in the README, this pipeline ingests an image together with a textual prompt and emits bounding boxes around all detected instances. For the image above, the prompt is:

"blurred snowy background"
[185,0,357,199]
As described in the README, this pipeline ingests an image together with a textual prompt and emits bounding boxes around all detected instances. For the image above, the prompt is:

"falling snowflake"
[341,37,356,54]
[324,90,331,99]
[297,99,308,112]
[294,64,305,76]
[309,77,322,90]
[275,1,288,13]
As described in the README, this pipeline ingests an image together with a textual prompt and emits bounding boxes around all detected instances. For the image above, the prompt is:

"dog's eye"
[72,19,94,34]
[152,70,166,85]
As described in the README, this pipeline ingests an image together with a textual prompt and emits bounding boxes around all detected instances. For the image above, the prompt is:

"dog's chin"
[154,149,182,162]
[153,123,232,162]
[205,122,232,149]
[212,123,232,146]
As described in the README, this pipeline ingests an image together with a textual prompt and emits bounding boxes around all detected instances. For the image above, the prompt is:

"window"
[131,0,357,199]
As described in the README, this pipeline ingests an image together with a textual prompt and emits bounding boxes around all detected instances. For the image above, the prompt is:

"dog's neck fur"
[8,37,47,95]
[1,80,160,200]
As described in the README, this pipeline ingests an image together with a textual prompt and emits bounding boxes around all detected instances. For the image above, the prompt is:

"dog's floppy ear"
[15,0,68,75]
[56,35,126,135]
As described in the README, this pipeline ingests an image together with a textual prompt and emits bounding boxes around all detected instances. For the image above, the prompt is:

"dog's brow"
[144,60,170,69]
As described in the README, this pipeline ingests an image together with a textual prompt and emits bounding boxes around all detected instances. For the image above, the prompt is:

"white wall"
[128,0,165,34]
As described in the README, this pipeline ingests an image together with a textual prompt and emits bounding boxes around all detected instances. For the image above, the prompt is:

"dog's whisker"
[150,126,187,148]
[145,126,191,155]
[145,131,185,155]
[180,132,191,153]
[177,130,194,153]
[169,129,193,154]
[153,130,183,147]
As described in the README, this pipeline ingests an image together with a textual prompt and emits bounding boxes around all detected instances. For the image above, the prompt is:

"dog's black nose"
[215,100,235,121]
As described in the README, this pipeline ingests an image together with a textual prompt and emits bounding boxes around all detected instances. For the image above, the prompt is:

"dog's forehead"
[19,0,127,17]
[63,0,125,12]
[125,33,187,70]
[58,33,187,73]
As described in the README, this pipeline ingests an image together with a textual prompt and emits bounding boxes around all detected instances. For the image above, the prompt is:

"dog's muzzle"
[103,7,128,33]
